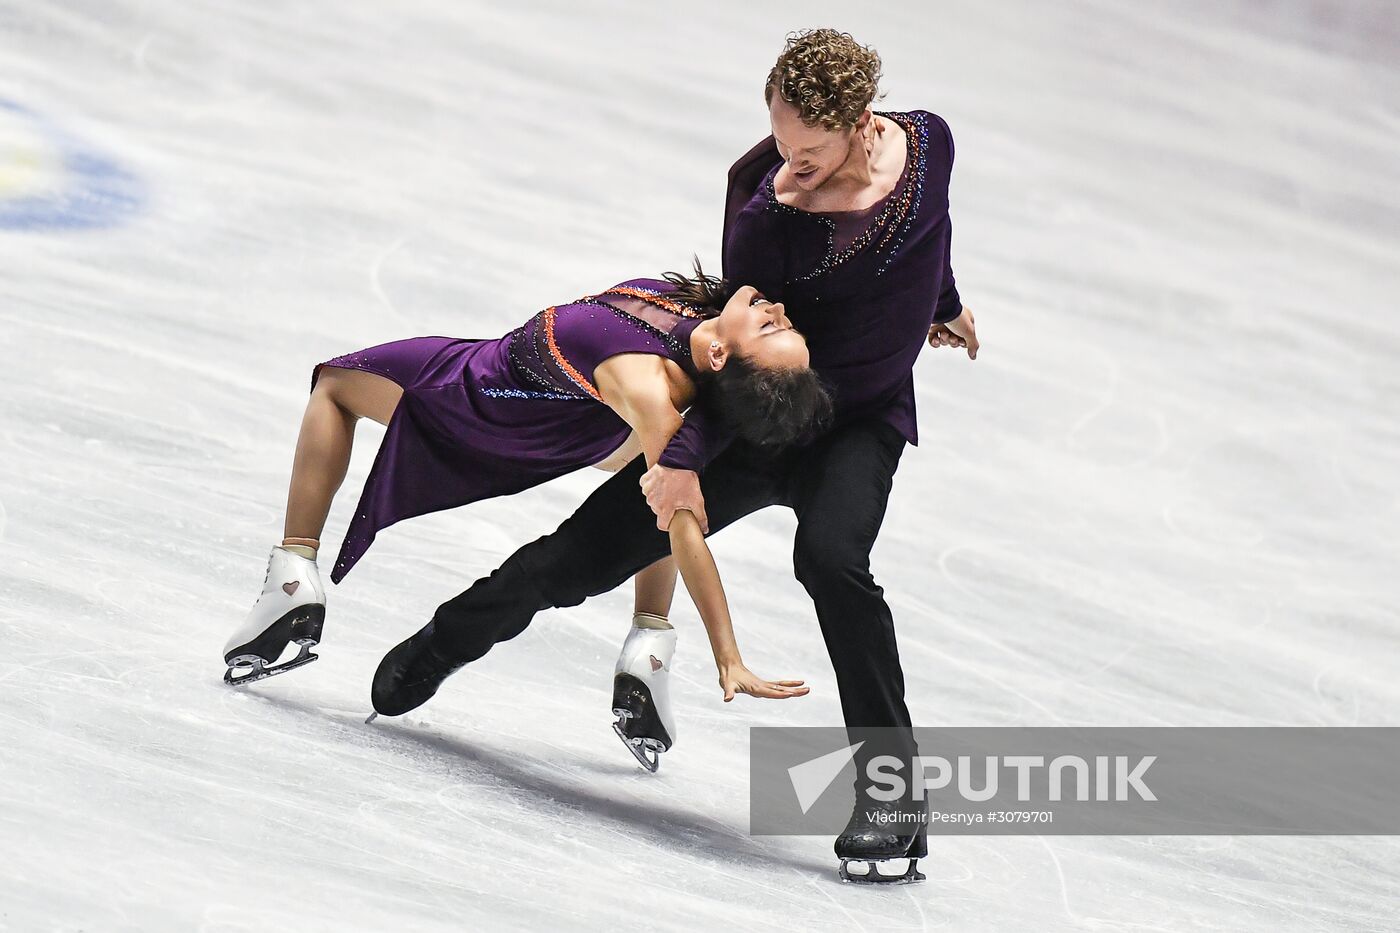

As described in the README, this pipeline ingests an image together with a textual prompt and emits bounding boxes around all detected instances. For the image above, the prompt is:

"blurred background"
[2,1,1398,929]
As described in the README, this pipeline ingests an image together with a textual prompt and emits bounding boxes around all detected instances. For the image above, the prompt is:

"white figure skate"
[611,617,677,772]
[223,546,326,685]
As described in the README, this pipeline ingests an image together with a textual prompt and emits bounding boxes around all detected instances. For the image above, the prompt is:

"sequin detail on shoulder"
[483,284,710,403]
[763,110,928,280]
[579,285,711,378]
[590,285,709,320]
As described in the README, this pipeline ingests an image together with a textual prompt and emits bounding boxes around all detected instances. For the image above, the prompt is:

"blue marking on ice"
[0,98,144,231]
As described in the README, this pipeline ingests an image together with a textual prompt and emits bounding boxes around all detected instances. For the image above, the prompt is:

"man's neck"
[828,117,880,190]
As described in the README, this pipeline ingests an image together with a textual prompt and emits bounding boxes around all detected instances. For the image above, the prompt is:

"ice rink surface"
[2,0,1399,929]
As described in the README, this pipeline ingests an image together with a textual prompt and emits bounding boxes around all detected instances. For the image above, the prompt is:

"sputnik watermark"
[869,754,1157,802]
[791,748,1157,812]
[752,727,1400,835]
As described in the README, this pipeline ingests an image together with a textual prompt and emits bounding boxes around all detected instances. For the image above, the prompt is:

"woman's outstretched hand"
[719,663,810,702]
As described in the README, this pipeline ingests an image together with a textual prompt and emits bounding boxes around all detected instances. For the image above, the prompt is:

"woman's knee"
[315,366,402,425]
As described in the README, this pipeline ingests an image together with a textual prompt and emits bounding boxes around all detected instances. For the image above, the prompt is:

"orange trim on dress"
[537,285,707,402]
[542,306,603,401]
[594,286,708,319]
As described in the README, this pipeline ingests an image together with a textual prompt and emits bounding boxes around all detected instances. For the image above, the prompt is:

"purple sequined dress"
[313,278,710,583]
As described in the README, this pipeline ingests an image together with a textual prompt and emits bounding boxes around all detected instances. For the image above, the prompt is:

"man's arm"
[723,135,782,251]
[647,408,728,534]
[657,405,733,472]
[925,110,977,356]
[653,133,785,475]
[643,136,788,525]
[933,216,963,326]
[930,112,962,326]
[594,354,714,533]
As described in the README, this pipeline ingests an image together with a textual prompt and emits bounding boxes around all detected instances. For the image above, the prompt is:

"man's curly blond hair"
[764,29,883,131]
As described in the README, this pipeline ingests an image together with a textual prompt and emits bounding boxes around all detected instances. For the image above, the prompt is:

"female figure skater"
[221,268,831,727]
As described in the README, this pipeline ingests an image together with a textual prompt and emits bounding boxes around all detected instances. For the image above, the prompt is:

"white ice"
[2,0,1399,929]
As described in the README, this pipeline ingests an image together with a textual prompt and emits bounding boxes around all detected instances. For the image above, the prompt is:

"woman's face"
[714,285,809,370]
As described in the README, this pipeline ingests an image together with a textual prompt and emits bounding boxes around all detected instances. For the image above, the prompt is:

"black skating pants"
[432,418,913,735]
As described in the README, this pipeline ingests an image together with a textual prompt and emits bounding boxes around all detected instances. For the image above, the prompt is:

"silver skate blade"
[223,643,319,686]
[611,712,661,773]
[365,712,378,725]
[838,857,926,885]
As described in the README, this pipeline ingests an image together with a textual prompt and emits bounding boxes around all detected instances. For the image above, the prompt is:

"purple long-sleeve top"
[658,109,962,472]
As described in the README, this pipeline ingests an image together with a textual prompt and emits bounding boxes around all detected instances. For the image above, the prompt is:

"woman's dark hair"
[659,258,733,315]
[661,256,835,450]
[705,353,835,450]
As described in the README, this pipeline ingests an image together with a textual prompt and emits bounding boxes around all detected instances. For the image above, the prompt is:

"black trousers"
[432,418,913,733]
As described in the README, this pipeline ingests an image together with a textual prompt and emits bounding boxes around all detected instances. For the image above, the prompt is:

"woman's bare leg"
[632,556,678,619]
[283,367,403,546]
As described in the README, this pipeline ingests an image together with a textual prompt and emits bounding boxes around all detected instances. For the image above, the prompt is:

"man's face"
[768,96,859,192]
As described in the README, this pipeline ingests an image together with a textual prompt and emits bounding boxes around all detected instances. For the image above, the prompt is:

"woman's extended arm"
[597,357,808,701]
[664,509,807,701]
